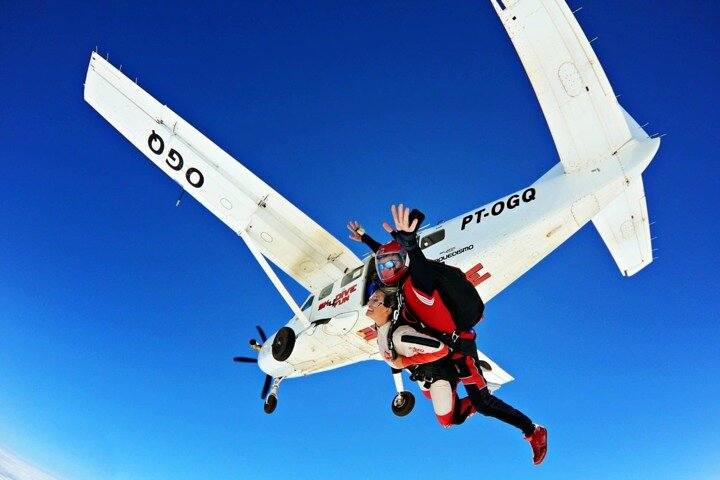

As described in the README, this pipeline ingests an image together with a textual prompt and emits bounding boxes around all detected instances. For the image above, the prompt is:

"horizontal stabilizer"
[592,176,653,276]
[477,349,514,392]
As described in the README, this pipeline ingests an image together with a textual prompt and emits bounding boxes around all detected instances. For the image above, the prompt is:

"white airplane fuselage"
[258,132,659,380]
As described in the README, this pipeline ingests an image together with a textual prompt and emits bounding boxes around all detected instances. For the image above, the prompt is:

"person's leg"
[453,351,547,464]
[453,353,535,436]
[427,380,456,427]
[451,392,476,425]
[417,380,432,400]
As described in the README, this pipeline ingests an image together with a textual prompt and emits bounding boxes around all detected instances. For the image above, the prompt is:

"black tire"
[478,360,492,371]
[271,327,296,362]
[391,391,415,417]
[263,394,278,414]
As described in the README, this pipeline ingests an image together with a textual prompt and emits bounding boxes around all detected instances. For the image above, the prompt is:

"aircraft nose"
[257,336,294,377]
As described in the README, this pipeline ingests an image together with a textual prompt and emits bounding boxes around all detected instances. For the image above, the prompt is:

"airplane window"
[420,229,445,249]
[340,266,363,287]
[301,295,314,311]
[318,283,334,300]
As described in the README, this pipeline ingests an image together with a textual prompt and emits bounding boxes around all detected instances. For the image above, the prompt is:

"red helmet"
[375,241,409,285]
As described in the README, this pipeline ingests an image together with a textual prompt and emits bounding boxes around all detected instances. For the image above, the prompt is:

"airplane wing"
[84,53,362,293]
[492,0,632,172]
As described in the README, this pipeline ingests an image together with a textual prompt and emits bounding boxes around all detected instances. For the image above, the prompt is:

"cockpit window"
[341,266,363,287]
[301,295,314,311]
[420,229,445,249]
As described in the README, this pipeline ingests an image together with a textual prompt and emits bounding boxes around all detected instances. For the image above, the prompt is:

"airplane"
[83,0,660,415]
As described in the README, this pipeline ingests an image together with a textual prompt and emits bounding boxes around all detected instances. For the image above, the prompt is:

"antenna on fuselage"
[175,188,185,207]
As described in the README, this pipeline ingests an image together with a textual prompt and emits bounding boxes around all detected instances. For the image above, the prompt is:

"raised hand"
[388,204,418,233]
[347,221,365,241]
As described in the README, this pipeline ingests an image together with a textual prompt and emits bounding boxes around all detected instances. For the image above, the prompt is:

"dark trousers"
[452,342,535,437]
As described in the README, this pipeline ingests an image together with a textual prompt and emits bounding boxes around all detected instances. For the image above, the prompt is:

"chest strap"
[386,290,404,360]
[400,289,476,351]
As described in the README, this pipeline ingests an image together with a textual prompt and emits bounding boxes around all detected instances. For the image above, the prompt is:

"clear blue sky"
[1,1,719,479]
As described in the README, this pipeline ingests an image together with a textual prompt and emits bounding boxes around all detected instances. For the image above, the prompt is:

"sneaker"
[525,424,548,465]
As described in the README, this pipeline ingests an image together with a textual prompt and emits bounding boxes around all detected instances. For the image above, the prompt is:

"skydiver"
[348,208,548,465]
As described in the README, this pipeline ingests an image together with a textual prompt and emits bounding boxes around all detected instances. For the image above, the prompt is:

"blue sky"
[1,1,719,479]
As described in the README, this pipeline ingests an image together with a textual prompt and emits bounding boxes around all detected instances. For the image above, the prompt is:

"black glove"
[396,208,425,249]
[396,230,417,249]
[408,209,425,231]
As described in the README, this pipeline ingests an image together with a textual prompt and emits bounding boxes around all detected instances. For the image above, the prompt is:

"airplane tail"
[591,109,658,277]
[489,0,660,276]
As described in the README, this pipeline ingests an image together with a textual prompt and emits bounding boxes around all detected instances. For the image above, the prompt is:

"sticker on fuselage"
[318,284,357,311]
[465,263,491,286]
[357,326,378,341]
[435,244,474,263]
[460,188,536,230]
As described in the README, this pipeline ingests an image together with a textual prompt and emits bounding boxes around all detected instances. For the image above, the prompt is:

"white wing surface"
[84,53,362,292]
[492,0,632,172]
[592,175,653,276]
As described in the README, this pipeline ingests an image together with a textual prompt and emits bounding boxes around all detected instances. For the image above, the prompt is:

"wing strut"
[241,233,312,328]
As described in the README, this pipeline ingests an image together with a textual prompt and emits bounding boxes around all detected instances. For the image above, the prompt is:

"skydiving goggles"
[377,259,399,271]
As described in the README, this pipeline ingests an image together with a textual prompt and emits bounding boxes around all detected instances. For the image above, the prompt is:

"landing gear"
[391,391,415,417]
[271,327,296,361]
[389,368,415,417]
[263,376,285,414]
[264,394,278,414]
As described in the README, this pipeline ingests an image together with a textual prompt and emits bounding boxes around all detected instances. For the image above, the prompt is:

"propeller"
[233,325,273,399]
[233,356,257,363]
[256,325,267,343]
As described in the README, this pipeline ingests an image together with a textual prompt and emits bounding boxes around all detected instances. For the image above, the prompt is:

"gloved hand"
[385,204,424,248]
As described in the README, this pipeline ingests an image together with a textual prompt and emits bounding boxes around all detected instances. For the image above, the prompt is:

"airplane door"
[324,311,359,336]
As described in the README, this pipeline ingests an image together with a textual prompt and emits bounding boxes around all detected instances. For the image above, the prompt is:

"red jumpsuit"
[395,230,537,437]
[362,229,534,435]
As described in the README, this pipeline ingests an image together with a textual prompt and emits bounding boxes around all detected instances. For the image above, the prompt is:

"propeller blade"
[233,357,258,363]
[261,375,272,399]
[256,326,267,343]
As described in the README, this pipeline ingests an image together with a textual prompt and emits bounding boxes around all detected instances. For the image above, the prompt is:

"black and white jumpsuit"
[376,323,475,427]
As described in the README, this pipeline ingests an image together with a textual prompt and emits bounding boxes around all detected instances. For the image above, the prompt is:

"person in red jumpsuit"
[349,206,548,465]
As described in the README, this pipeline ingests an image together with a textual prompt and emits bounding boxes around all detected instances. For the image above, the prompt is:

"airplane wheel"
[478,360,492,371]
[272,327,296,362]
[391,391,415,417]
[264,394,278,414]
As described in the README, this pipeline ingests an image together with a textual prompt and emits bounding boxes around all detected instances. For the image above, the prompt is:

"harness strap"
[408,360,457,386]
[401,295,476,352]
[387,289,404,360]
[388,286,476,358]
